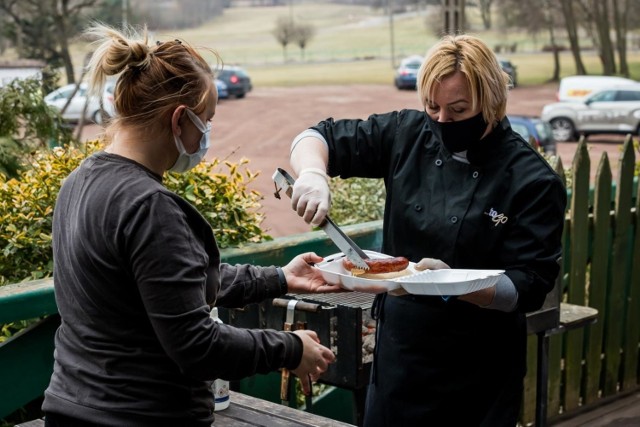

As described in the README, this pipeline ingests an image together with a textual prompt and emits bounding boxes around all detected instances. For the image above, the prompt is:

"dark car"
[215,78,229,100]
[394,55,423,90]
[508,115,556,155]
[216,66,252,98]
[499,58,518,88]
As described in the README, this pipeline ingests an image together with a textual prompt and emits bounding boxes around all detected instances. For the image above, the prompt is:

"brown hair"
[85,24,218,140]
[417,34,509,125]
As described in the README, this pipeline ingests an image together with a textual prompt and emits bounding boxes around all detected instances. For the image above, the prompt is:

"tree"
[611,0,630,77]
[293,23,315,61]
[496,0,562,80]
[560,0,587,75]
[273,16,295,62]
[478,0,494,30]
[0,0,101,85]
[577,0,616,75]
[541,0,561,81]
[592,0,616,75]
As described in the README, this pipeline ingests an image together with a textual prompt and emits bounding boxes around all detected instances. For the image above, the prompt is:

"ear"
[171,106,186,136]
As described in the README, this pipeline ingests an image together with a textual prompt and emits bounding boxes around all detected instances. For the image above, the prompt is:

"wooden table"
[16,391,355,427]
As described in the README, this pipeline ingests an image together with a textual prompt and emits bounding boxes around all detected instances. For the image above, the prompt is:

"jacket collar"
[465,117,509,165]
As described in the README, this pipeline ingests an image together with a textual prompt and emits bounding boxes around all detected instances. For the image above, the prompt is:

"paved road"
[80,83,629,238]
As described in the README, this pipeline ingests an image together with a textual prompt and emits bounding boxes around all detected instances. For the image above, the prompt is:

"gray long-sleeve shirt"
[43,152,301,426]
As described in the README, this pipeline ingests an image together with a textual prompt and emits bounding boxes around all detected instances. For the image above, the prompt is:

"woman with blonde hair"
[288,34,566,426]
[42,24,339,427]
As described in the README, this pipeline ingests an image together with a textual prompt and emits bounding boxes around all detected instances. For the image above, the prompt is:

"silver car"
[44,81,116,125]
[541,84,640,142]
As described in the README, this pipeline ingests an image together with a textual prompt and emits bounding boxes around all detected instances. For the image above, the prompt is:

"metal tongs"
[273,168,370,270]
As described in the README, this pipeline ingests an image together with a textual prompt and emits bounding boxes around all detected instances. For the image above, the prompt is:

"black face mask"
[427,111,488,153]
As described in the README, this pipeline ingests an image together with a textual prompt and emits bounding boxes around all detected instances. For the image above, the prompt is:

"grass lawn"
[21,2,640,87]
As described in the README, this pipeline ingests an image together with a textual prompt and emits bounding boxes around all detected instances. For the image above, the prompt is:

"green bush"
[0,143,270,286]
[165,158,271,248]
[0,77,73,178]
[328,177,385,225]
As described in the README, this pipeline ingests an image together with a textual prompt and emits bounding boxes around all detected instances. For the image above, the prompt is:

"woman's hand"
[458,286,496,306]
[414,258,496,306]
[414,257,451,271]
[389,258,450,296]
[291,172,331,227]
[291,330,336,395]
[282,252,343,294]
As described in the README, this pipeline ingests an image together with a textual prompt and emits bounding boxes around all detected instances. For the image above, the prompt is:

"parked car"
[499,58,518,88]
[45,82,115,124]
[102,81,116,118]
[541,84,640,142]
[555,75,636,102]
[394,55,423,90]
[216,66,252,98]
[215,78,229,100]
[508,115,556,155]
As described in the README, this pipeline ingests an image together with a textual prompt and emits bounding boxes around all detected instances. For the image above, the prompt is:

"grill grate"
[291,292,375,309]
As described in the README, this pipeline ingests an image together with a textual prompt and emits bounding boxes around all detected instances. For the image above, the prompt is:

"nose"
[437,110,452,122]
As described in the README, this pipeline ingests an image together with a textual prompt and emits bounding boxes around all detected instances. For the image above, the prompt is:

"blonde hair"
[417,34,509,125]
[84,24,219,140]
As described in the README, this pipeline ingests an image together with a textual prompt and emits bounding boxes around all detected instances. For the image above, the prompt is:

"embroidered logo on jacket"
[484,208,508,227]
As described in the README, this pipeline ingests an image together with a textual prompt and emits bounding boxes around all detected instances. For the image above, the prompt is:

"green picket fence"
[521,135,640,425]
[0,136,638,425]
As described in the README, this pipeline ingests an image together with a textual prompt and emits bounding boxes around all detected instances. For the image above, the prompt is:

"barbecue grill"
[227,292,376,391]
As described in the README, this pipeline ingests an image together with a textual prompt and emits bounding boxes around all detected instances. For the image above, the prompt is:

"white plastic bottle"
[210,307,230,411]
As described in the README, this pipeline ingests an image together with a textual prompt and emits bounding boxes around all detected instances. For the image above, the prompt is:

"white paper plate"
[396,269,504,296]
[315,250,416,294]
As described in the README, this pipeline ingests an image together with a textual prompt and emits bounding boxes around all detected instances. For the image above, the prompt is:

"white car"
[556,75,636,102]
[541,84,640,142]
[45,82,115,125]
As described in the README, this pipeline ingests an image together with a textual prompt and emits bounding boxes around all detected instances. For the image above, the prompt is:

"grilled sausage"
[342,256,410,274]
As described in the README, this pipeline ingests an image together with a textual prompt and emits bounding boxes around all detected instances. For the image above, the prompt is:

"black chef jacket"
[311,110,566,426]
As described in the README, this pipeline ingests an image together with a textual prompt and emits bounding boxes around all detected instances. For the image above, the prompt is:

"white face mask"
[170,108,211,173]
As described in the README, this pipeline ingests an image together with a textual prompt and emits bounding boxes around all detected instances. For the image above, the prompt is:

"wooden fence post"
[623,158,640,390]
[564,137,590,411]
[583,152,612,404]
[548,157,567,417]
[620,135,639,391]
[603,136,635,395]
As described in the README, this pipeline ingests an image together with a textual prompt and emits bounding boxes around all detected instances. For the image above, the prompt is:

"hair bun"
[128,40,150,68]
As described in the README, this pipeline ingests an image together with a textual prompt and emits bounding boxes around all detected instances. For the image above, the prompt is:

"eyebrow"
[446,99,470,106]
[427,98,470,107]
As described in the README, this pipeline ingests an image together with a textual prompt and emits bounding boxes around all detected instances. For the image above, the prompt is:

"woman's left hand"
[282,252,344,294]
[458,286,496,306]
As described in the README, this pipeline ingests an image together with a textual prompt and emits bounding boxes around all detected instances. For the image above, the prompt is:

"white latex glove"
[388,258,450,297]
[291,171,331,227]
[414,258,451,271]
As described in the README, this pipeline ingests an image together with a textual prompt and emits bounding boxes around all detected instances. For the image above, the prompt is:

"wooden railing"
[0,136,638,425]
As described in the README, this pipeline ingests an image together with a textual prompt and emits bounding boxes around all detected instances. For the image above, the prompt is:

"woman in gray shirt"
[42,24,339,427]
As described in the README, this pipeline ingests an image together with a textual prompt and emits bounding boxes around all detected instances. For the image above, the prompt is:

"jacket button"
[450,216,458,223]
[435,159,443,166]
[472,171,479,179]
[415,204,422,211]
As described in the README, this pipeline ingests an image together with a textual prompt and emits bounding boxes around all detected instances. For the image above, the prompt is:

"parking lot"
[81,83,629,237]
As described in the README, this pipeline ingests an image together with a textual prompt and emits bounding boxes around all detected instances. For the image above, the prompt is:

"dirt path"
[82,83,627,238]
